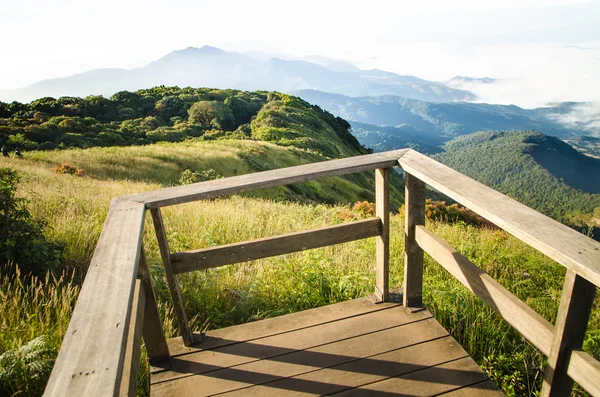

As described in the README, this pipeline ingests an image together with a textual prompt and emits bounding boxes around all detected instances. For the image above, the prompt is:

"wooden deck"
[150,298,503,396]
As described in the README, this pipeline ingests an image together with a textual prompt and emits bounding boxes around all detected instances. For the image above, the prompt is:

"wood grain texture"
[334,357,502,397]
[152,307,433,391]
[164,297,397,358]
[567,350,600,397]
[415,225,555,355]
[151,299,495,397]
[44,199,146,397]
[171,218,382,274]
[150,208,194,346]
[137,250,170,366]
[398,149,600,287]
[404,172,426,309]
[374,168,390,302]
[127,149,408,208]
[119,278,146,397]
[541,270,596,396]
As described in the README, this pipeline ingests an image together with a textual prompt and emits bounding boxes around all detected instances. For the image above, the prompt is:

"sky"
[1,0,600,107]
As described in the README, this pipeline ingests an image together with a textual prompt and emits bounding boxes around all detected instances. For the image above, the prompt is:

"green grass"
[1,141,599,396]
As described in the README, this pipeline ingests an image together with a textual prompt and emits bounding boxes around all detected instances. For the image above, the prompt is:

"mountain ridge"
[0,46,475,103]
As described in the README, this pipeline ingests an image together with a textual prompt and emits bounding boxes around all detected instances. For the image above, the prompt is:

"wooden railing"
[43,149,600,397]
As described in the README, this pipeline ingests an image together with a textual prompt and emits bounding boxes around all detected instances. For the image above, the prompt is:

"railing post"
[137,249,170,366]
[374,168,390,302]
[119,278,146,397]
[150,208,195,346]
[403,172,426,310]
[541,270,596,397]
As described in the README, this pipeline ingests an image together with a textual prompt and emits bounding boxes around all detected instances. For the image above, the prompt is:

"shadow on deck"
[151,298,502,396]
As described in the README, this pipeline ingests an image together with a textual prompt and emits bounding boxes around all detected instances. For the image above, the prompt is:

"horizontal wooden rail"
[415,225,555,355]
[44,199,147,397]
[398,150,600,287]
[567,350,600,396]
[126,149,408,208]
[171,218,382,274]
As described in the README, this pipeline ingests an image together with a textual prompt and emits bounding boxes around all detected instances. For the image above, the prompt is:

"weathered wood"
[150,208,194,346]
[541,270,596,396]
[415,225,555,355]
[44,199,146,397]
[374,168,390,302]
[137,250,170,366]
[151,299,495,397]
[153,318,445,396]
[404,172,426,309]
[165,297,397,358]
[119,278,146,397]
[171,218,382,274]
[153,305,432,388]
[567,350,600,397]
[127,149,409,208]
[398,149,600,287]
[334,357,502,396]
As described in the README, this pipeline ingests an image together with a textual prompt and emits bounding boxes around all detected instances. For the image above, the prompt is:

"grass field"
[1,142,599,396]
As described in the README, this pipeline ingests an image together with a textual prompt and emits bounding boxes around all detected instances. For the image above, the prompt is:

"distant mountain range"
[0,46,474,103]
[294,90,599,153]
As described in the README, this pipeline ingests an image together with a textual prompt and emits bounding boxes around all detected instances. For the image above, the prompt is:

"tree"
[188,101,234,130]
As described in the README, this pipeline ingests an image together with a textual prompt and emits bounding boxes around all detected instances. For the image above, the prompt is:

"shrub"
[0,336,56,397]
[0,168,63,274]
[178,169,223,185]
[399,199,497,228]
[51,163,85,177]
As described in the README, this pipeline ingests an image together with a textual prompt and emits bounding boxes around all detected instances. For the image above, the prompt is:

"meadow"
[1,141,599,396]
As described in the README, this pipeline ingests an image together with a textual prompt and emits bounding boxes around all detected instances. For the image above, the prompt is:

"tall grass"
[0,268,80,396]
[2,142,599,396]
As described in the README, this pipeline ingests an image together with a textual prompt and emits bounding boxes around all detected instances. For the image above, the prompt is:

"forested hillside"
[435,130,600,235]
[0,87,367,159]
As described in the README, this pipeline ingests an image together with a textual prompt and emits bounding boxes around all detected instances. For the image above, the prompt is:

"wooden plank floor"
[151,297,504,396]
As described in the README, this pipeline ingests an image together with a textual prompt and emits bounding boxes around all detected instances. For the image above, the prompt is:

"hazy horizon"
[1,0,600,108]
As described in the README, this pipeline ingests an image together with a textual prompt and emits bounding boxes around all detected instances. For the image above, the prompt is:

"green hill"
[435,130,600,233]
[0,87,368,159]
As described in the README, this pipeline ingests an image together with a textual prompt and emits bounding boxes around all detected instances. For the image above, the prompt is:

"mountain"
[349,121,445,154]
[435,130,600,231]
[0,46,474,103]
[295,90,600,155]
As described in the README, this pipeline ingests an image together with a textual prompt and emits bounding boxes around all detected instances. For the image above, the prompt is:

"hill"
[0,87,369,160]
[349,121,445,154]
[435,130,600,233]
[296,90,594,145]
[0,46,474,103]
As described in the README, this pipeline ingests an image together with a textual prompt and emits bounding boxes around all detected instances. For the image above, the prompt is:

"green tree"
[188,101,235,130]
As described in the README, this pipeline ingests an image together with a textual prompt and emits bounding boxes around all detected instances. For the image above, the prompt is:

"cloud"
[547,103,600,137]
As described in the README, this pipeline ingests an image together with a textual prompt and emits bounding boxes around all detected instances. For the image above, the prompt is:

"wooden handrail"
[414,225,555,355]
[44,148,600,397]
[398,149,600,287]
[125,149,408,208]
[171,218,382,274]
[44,199,147,397]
